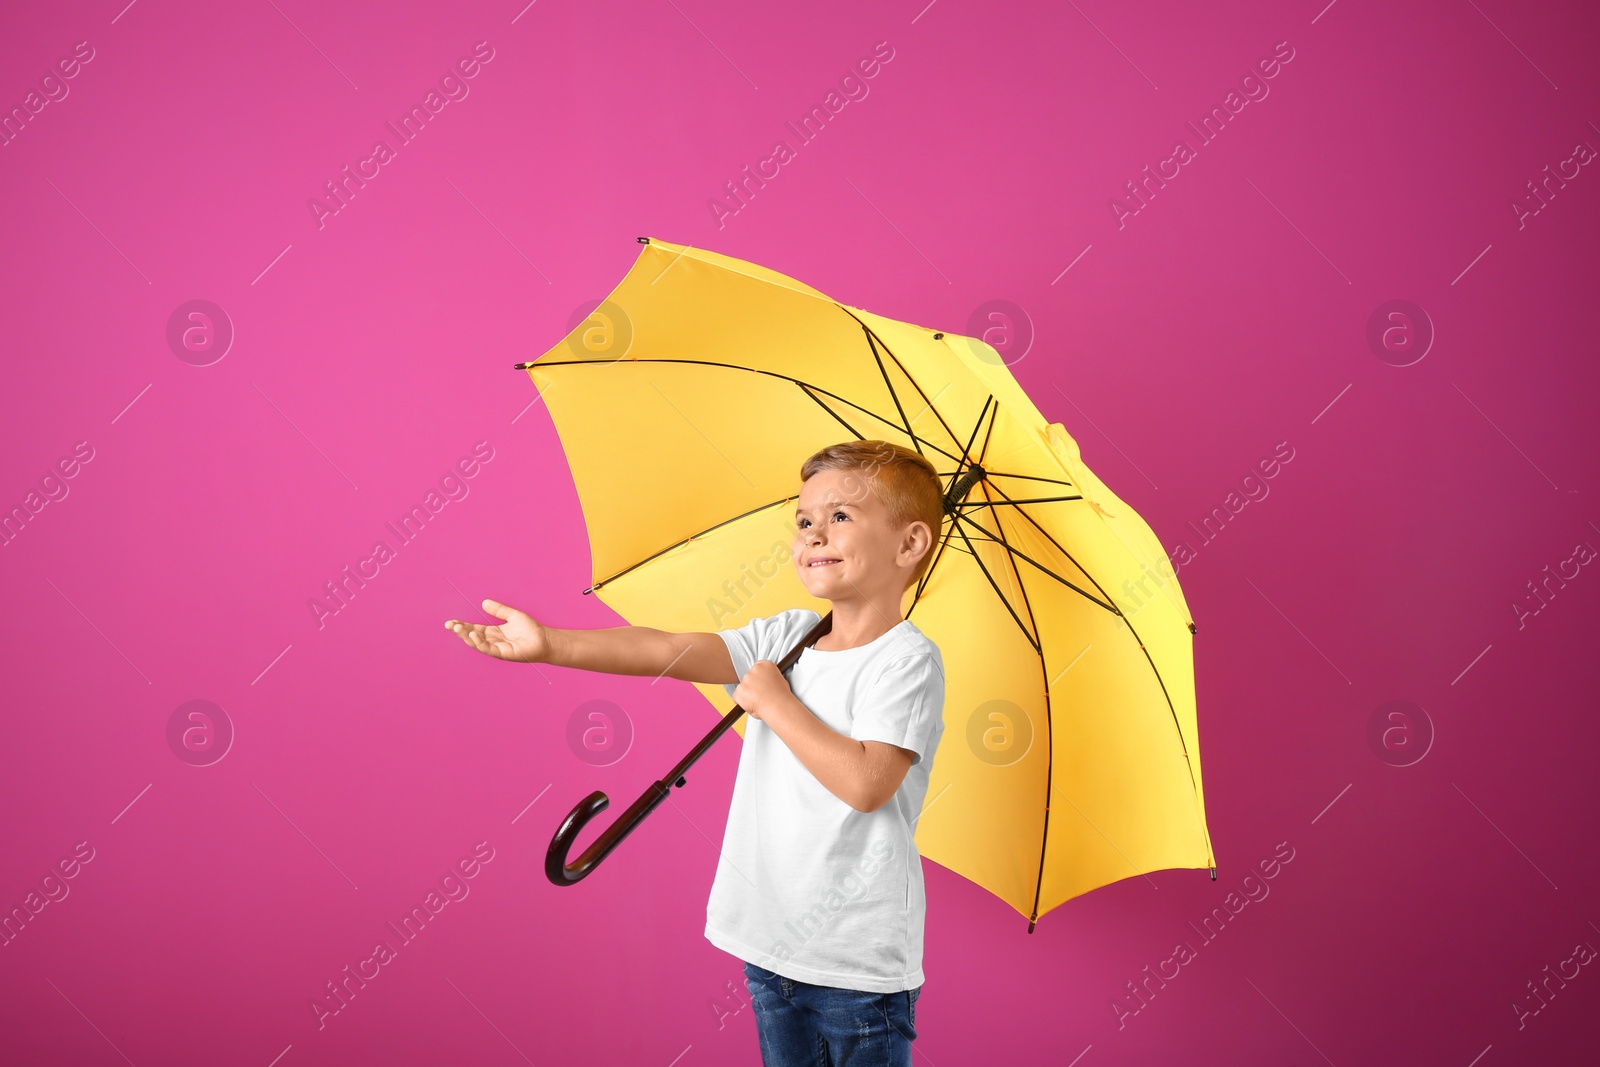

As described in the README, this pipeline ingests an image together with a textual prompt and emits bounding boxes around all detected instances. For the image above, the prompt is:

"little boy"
[445,440,947,1066]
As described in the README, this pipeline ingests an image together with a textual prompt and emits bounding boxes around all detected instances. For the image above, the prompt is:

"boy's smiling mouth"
[806,557,841,567]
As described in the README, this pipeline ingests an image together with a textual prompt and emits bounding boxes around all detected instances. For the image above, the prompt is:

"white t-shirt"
[706,607,945,993]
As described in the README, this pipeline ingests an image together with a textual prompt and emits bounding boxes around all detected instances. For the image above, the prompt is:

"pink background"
[3,1,1598,1063]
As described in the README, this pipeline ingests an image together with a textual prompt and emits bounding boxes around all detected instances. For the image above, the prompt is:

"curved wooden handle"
[544,609,834,886]
[545,782,675,885]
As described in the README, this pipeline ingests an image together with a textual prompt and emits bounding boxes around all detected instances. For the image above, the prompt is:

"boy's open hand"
[444,599,550,663]
[732,660,795,723]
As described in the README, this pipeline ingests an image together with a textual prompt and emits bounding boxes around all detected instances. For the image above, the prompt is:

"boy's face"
[792,467,929,602]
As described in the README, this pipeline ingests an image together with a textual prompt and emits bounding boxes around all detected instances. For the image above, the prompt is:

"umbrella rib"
[978,395,1001,459]
[906,398,999,622]
[916,398,1081,626]
[793,382,868,440]
[793,382,971,468]
[980,477,1209,855]
[955,395,999,501]
[908,396,999,608]
[978,475,1154,619]
[857,325,919,450]
[974,477,1129,615]
[950,512,1117,614]
[580,495,797,594]
[836,307,974,465]
[972,476,1164,627]
[941,392,995,514]
[948,513,1040,657]
[908,391,1120,614]
[913,395,1006,595]
[958,396,995,483]
[982,470,1079,489]
[960,413,1080,927]
[964,459,1057,930]
[797,384,974,469]
[966,495,1085,508]
[908,496,969,608]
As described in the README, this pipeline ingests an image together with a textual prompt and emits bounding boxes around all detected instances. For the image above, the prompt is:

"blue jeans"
[742,961,920,1066]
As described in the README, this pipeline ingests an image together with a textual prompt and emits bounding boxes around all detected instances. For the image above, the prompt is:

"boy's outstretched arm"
[445,598,739,684]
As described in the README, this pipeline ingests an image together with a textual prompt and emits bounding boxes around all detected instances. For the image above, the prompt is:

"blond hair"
[799,440,945,591]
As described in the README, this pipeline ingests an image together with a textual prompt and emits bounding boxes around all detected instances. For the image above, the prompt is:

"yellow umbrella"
[519,237,1215,930]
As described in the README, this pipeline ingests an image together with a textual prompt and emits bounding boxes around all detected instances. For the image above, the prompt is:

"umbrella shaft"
[943,464,986,514]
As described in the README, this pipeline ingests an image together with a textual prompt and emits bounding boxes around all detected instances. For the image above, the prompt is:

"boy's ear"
[899,520,934,566]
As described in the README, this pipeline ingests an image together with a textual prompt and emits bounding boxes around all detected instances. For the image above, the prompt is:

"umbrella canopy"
[520,237,1215,929]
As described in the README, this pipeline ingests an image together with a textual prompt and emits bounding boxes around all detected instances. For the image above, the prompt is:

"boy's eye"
[796,511,849,530]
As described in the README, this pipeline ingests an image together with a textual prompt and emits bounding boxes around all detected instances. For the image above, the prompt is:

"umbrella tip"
[1189,622,1198,634]
[933,332,944,340]
[513,362,534,369]
[637,236,651,244]
[1209,866,1217,880]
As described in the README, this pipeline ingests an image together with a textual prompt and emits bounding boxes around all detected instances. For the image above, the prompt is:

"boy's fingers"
[444,618,507,658]
[481,598,512,619]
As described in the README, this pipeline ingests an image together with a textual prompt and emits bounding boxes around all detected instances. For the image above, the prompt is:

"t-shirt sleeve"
[718,609,822,701]
[850,652,945,766]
